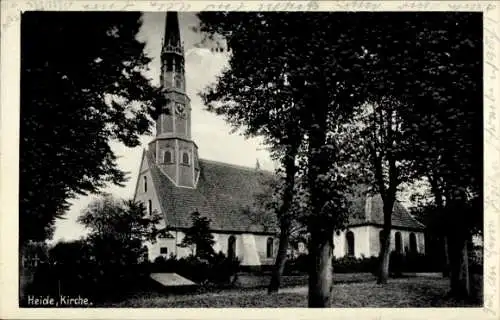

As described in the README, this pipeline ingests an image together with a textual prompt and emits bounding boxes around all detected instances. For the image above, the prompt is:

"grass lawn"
[101,276,482,308]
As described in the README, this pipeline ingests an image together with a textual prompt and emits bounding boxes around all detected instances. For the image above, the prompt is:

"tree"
[344,12,481,294]
[407,180,451,276]
[395,13,482,297]
[24,197,166,300]
[78,196,166,267]
[197,12,306,294]
[346,97,416,284]
[179,211,216,260]
[197,12,367,307]
[242,164,305,293]
[20,12,165,243]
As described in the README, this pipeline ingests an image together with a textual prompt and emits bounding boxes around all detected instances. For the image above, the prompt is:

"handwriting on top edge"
[448,3,497,11]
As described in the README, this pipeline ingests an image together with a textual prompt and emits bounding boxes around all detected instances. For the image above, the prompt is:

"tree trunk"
[377,200,394,284]
[268,224,290,293]
[308,229,334,307]
[448,233,470,298]
[377,227,391,284]
[267,142,298,294]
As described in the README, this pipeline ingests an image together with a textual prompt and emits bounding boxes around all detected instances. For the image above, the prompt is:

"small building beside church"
[134,12,426,267]
[332,192,426,259]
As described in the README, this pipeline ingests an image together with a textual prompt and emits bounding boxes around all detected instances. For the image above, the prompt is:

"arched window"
[346,231,355,256]
[182,152,190,165]
[228,236,236,259]
[148,199,152,215]
[395,232,402,253]
[143,176,147,192]
[163,150,173,163]
[409,233,418,253]
[266,237,274,258]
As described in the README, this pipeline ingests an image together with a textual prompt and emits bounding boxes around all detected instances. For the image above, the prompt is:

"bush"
[23,240,152,305]
[283,252,442,276]
[284,254,310,275]
[398,252,442,273]
[334,255,379,274]
[148,251,240,285]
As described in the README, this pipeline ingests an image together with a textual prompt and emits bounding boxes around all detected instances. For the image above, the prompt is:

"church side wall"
[333,226,371,259]
[333,226,426,259]
[146,231,277,266]
[368,227,426,257]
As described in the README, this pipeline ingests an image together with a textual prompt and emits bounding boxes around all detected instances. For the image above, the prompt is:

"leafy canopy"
[20,12,165,242]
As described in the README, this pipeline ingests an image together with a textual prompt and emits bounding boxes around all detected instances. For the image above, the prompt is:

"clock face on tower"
[175,103,185,117]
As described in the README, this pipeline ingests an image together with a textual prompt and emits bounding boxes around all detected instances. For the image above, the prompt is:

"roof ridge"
[199,158,274,174]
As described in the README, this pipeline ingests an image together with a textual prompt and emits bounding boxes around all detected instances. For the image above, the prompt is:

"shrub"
[23,239,153,304]
[210,251,241,284]
[283,252,442,276]
[334,255,379,274]
[284,253,310,275]
[398,252,442,273]
[148,252,240,285]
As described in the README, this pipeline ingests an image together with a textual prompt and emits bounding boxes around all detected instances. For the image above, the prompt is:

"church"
[133,12,426,267]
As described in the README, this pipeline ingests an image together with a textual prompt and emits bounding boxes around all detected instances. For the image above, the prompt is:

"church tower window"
[163,149,173,163]
[166,58,173,72]
[148,199,152,215]
[182,151,190,165]
[143,176,147,192]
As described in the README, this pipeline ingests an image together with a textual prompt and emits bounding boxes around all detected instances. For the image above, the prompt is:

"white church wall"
[333,226,371,258]
[333,226,427,259]
[147,231,276,266]
[368,227,426,257]
[213,233,275,266]
[146,230,193,260]
[239,234,261,265]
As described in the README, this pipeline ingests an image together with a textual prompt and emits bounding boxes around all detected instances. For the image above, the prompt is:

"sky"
[51,12,274,243]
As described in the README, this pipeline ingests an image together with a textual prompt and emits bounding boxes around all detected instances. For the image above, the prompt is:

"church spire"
[163,12,183,54]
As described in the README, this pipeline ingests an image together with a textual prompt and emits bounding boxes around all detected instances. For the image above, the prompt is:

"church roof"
[146,150,278,234]
[346,186,425,230]
[146,151,424,233]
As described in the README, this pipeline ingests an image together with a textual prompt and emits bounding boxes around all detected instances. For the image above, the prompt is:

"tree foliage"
[20,12,165,242]
[197,12,370,306]
[78,196,166,265]
[179,211,216,260]
[197,11,482,302]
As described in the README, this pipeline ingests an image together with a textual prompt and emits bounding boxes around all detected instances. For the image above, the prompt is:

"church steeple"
[163,12,182,50]
[157,11,190,139]
[149,12,199,188]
